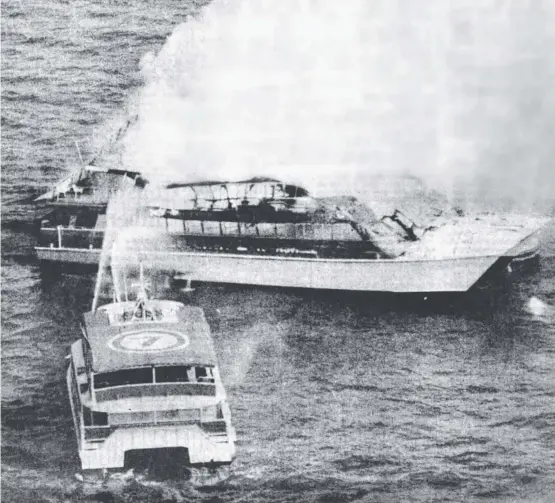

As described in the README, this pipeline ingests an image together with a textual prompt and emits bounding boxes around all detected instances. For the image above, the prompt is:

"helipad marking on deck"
[109,331,189,353]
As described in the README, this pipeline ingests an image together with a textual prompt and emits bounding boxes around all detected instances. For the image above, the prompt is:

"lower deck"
[67,364,236,470]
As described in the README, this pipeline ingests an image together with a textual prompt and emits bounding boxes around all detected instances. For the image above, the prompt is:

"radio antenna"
[74,140,86,167]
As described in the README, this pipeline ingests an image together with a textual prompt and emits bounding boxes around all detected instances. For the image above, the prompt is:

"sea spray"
[93,183,146,308]
[526,296,555,323]
[121,0,555,213]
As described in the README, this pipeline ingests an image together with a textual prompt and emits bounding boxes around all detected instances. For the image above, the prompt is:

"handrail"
[84,419,199,432]
[69,361,86,446]
[83,414,203,433]
[42,219,364,252]
[82,405,217,431]
[149,195,312,209]
[93,380,215,391]
[42,227,105,233]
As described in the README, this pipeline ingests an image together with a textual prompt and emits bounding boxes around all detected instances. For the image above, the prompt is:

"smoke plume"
[121,0,555,213]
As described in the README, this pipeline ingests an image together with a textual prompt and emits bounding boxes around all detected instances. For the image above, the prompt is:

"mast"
[91,253,105,312]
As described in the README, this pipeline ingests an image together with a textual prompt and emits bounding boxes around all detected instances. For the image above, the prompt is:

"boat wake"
[75,464,232,502]
[217,320,289,387]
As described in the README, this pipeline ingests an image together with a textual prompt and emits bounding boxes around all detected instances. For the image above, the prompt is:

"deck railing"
[41,226,104,250]
[45,186,117,206]
[95,382,217,402]
[83,405,224,441]
[40,219,366,251]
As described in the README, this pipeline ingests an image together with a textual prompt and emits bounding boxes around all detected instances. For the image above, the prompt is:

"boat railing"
[152,195,310,212]
[84,425,113,441]
[109,408,202,426]
[69,362,87,446]
[83,404,223,441]
[39,219,365,251]
[94,382,216,402]
[45,185,117,206]
[41,226,104,250]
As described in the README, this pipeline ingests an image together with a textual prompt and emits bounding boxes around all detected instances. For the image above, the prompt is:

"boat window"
[53,211,71,227]
[284,185,309,198]
[83,406,108,426]
[75,209,98,228]
[94,368,153,389]
[195,366,215,383]
[155,366,190,383]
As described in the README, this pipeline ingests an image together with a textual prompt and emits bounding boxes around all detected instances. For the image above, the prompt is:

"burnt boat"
[36,167,549,292]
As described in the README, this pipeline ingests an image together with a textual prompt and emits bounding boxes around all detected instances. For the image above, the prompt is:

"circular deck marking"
[108,331,189,353]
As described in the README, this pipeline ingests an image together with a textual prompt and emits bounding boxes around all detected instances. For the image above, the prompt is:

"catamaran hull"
[67,369,234,471]
[77,426,235,470]
[42,246,509,292]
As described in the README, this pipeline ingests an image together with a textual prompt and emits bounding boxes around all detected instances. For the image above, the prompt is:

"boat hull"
[77,425,235,470]
[43,246,504,293]
[67,367,235,470]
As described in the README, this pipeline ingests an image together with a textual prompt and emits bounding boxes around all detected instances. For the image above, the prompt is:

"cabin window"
[83,406,108,426]
[94,368,153,389]
[51,211,71,227]
[284,185,309,198]
[155,366,190,383]
[195,366,215,383]
[75,209,98,228]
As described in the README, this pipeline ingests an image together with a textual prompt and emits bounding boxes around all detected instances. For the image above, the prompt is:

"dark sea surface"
[2,1,555,502]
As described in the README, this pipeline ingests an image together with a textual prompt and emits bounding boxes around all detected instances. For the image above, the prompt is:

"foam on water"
[526,296,555,323]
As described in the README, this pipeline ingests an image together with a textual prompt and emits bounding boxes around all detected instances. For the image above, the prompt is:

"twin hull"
[67,367,235,471]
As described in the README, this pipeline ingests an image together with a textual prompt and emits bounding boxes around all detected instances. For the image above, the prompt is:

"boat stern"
[79,422,235,470]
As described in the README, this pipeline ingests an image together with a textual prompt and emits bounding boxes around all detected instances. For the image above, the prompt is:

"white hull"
[37,210,548,292]
[78,425,235,470]
[67,367,235,471]
[44,246,503,292]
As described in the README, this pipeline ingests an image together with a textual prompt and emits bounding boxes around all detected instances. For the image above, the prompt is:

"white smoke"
[122,0,555,211]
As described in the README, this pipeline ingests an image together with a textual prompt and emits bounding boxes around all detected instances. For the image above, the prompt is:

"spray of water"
[526,296,555,323]
[92,184,146,309]
[119,0,555,213]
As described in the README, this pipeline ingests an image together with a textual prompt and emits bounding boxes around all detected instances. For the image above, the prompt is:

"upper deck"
[82,301,217,374]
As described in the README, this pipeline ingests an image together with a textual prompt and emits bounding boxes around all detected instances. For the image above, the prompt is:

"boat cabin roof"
[165,177,310,196]
[82,302,217,373]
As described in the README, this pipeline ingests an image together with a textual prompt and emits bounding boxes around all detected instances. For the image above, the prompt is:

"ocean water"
[2,1,555,502]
